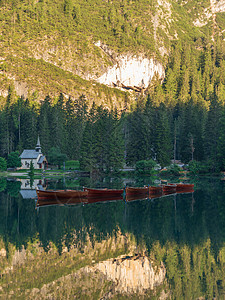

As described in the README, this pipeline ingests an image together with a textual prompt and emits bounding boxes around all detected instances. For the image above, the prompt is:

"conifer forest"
[1,41,225,173]
[0,0,225,173]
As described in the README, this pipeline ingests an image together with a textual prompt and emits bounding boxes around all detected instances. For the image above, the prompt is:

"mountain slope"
[0,0,224,107]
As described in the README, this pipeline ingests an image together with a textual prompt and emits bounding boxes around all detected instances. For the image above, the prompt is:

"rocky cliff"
[96,53,165,90]
[90,254,166,294]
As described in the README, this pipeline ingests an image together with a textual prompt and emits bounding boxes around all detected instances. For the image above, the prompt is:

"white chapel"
[20,137,48,170]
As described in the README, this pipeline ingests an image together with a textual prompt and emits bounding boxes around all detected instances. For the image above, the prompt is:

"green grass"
[7,169,28,173]
[65,160,80,170]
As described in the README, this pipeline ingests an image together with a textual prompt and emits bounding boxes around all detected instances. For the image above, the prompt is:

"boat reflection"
[125,195,149,202]
[36,195,124,208]
[36,197,89,207]
[175,189,194,194]
[36,189,194,208]
[87,195,123,204]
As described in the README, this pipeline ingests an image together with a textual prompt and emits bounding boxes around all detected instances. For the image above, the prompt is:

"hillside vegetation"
[0,1,225,171]
[0,0,223,105]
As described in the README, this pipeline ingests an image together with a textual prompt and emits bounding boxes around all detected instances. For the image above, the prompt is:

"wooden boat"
[124,186,149,197]
[84,187,123,198]
[36,189,88,200]
[162,184,177,193]
[149,186,163,195]
[176,189,194,194]
[176,183,194,191]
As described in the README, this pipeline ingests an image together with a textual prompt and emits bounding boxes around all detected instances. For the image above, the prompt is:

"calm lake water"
[0,176,225,299]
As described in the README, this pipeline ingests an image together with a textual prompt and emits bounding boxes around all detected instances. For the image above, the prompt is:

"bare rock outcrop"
[87,254,166,294]
[96,54,165,90]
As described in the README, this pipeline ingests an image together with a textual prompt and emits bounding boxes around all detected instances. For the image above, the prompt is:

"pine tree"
[202,45,213,100]
[155,103,172,167]
[204,95,222,171]
[164,68,177,106]
[65,96,76,159]
[0,86,16,156]
[126,103,148,165]
[38,95,52,154]
[171,42,182,76]
[73,95,88,160]
[111,109,124,171]
[50,93,66,153]
[178,66,190,103]
[20,99,38,150]
[143,95,157,160]
[92,105,108,172]
[29,160,35,177]
[218,106,225,170]
[103,109,124,172]
[80,102,97,172]
[177,101,194,163]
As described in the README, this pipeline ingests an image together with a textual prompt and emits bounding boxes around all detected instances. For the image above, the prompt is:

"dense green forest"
[0,40,225,172]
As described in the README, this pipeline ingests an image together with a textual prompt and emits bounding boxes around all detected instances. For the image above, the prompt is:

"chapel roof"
[20,150,41,159]
[38,156,45,164]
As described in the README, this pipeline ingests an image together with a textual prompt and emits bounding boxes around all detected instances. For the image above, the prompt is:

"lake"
[0,176,225,299]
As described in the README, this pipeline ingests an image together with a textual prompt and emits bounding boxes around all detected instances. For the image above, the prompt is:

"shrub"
[0,178,6,192]
[188,160,201,175]
[135,159,157,175]
[29,161,35,177]
[48,147,68,169]
[160,164,182,177]
[7,151,21,168]
[0,157,7,171]
[188,159,220,175]
[167,164,182,176]
[65,160,80,170]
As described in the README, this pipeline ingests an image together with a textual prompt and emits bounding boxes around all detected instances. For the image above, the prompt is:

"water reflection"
[0,177,225,298]
[17,178,45,199]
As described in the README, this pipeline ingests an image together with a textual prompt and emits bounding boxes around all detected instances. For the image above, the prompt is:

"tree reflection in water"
[0,178,225,298]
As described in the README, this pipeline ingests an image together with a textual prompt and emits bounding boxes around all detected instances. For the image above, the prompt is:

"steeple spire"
[35,135,41,153]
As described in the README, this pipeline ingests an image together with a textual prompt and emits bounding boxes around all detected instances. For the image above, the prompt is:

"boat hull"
[162,185,177,193]
[84,188,123,198]
[125,187,149,197]
[176,184,194,191]
[36,189,88,200]
[149,186,163,195]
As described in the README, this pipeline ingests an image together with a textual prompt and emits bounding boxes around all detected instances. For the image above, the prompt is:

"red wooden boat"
[162,184,177,193]
[176,189,194,194]
[84,188,123,198]
[149,186,163,195]
[36,189,88,200]
[125,186,149,197]
[176,183,194,191]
